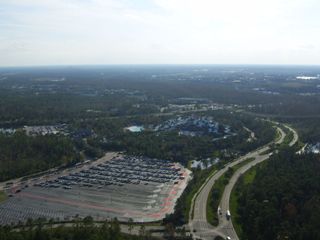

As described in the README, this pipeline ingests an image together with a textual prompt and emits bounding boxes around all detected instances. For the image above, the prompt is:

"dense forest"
[284,117,320,143]
[1,66,319,238]
[0,218,158,240]
[88,112,275,166]
[0,132,79,181]
[0,111,274,182]
[235,149,320,240]
[1,65,320,125]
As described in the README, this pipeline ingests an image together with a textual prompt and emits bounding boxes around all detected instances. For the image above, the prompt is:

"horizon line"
[1,63,320,69]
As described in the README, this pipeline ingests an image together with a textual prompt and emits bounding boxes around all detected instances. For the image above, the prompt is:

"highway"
[284,124,299,147]
[0,121,299,239]
[189,124,298,240]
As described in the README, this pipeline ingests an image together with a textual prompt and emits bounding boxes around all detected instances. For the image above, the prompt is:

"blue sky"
[0,0,319,66]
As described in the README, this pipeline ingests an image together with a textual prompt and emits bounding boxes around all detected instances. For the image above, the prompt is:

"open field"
[0,191,6,203]
[0,153,191,225]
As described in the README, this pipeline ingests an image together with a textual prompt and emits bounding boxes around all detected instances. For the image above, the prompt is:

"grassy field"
[207,172,230,225]
[282,131,293,146]
[274,127,282,142]
[230,191,242,237]
[0,191,7,203]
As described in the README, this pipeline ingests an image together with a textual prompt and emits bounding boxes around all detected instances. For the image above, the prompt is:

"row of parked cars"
[34,156,184,189]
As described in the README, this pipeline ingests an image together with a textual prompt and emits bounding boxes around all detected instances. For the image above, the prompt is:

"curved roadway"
[189,125,298,240]
[284,125,299,147]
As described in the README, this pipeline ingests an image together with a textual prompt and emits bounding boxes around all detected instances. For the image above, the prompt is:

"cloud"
[0,0,319,65]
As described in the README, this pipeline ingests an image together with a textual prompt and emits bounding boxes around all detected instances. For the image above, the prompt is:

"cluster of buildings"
[160,103,226,113]
[296,75,319,80]
[153,116,231,137]
[252,88,280,95]
[191,158,220,170]
[1,124,94,138]
[297,143,320,155]
[0,128,16,135]
[22,124,95,139]
[306,143,320,154]
[24,124,68,136]
[123,116,233,138]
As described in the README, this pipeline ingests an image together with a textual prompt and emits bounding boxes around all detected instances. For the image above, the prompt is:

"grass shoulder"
[165,165,217,225]
[206,158,254,226]
[274,127,282,142]
[188,166,217,220]
[0,191,7,203]
[282,130,293,146]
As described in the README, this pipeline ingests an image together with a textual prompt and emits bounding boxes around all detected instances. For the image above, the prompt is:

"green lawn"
[230,190,242,237]
[281,129,293,146]
[0,191,7,203]
[242,165,257,185]
[207,173,228,225]
[274,127,282,142]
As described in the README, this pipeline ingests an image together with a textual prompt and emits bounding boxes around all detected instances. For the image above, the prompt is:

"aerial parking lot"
[0,153,191,225]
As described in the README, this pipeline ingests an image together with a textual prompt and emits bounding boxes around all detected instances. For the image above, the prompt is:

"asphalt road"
[284,124,299,147]
[189,125,298,240]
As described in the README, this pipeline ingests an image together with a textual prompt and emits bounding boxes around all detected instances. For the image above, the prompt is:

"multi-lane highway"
[189,124,298,240]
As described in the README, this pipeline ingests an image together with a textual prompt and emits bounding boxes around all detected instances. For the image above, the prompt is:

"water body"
[126,126,144,132]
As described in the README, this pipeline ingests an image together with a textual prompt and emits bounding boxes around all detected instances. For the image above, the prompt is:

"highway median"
[206,158,255,226]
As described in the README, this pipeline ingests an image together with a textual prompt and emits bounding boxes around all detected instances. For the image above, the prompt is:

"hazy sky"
[0,0,320,66]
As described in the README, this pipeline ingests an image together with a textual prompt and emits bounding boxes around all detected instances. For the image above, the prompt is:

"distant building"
[24,124,68,136]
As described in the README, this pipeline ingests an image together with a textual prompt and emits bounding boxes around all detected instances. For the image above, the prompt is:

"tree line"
[0,132,79,181]
[235,148,320,240]
[0,217,153,240]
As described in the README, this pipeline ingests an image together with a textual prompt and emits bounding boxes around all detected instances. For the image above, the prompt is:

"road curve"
[189,126,288,240]
[217,125,298,239]
[283,124,299,147]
